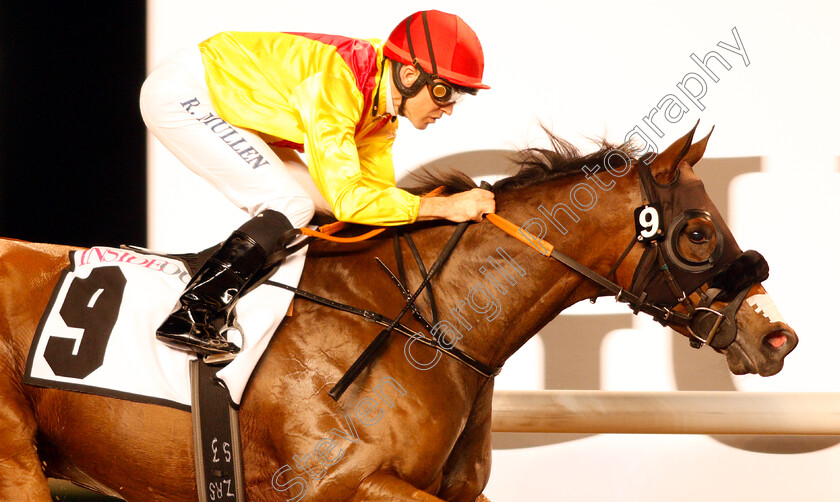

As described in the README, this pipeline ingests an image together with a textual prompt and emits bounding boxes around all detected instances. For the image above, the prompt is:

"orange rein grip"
[315,221,347,235]
[423,186,447,198]
[485,213,554,256]
[300,226,385,243]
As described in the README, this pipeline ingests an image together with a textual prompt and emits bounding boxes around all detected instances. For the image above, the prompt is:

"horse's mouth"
[725,327,798,376]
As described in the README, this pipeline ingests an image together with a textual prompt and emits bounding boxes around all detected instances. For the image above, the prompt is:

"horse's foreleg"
[0,393,52,500]
[350,471,445,502]
[0,446,52,501]
[438,380,494,502]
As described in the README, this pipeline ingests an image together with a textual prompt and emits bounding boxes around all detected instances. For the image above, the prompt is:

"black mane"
[407,131,638,195]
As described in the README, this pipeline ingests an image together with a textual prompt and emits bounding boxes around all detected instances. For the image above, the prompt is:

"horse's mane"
[310,131,639,239]
[407,131,638,195]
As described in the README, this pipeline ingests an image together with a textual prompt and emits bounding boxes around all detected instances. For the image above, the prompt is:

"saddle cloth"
[23,245,306,409]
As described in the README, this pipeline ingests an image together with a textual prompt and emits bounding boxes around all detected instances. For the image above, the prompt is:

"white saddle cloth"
[24,245,305,408]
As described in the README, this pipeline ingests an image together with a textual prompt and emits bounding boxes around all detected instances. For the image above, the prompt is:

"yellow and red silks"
[200,31,420,225]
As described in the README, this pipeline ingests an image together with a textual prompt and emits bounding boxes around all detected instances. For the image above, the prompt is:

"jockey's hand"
[417,188,495,223]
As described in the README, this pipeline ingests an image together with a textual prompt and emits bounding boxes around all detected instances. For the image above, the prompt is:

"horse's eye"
[688,229,709,244]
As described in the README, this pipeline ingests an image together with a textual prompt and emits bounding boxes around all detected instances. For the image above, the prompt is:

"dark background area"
[0,3,147,248]
[0,5,148,499]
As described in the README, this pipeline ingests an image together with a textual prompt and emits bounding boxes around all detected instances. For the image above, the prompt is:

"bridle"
[624,154,769,349]
[488,155,770,351]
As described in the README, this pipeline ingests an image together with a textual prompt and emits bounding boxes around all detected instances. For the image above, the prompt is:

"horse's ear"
[683,125,715,167]
[648,120,699,183]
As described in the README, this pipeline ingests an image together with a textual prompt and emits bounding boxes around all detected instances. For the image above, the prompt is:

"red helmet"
[383,10,489,90]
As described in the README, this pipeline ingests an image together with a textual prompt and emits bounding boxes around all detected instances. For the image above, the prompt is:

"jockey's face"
[393,64,455,130]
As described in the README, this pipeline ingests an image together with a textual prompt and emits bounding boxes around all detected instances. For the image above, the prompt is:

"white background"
[147,1,840,500]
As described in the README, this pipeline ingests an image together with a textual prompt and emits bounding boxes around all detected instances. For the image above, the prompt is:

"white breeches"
[139,47,331,227]
[139,47,323,403]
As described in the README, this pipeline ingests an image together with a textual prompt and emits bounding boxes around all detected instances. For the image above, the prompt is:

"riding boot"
[156,210,295,355]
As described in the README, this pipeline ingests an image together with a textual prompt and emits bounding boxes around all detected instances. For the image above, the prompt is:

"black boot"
[156,210,295,355]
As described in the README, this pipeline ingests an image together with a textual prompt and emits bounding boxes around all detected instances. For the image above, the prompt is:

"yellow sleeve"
[293,72,420,226]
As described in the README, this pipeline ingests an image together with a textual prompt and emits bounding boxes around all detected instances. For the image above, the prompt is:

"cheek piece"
[687,250,769,349]
[391,62,428,117]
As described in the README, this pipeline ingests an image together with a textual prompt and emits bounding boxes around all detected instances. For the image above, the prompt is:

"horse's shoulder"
[0,238,78,282]
[0,237,78,258]
[0,240,78,357]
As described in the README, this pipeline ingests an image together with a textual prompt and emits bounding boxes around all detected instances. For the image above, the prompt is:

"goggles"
[428,79,467,106]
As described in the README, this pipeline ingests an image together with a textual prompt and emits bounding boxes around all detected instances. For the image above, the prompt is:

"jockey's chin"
[400,93,453,130]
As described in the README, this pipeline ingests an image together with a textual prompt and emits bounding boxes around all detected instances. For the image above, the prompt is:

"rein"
[299,222,385,243]
[269,167,766,402]
[486,213,694,326]
[265,280,500,378]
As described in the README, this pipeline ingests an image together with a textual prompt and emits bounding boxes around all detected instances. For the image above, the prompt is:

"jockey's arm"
[416,189,495,223]
[355,124,495,225]
[299,73,494,226]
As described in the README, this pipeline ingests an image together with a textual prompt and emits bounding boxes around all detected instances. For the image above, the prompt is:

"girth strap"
[190,359,246,502]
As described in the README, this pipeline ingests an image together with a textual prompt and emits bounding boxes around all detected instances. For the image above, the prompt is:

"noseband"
[666,249,768,349]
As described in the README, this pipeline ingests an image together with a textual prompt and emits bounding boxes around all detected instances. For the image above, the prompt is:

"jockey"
[140,10,494,356]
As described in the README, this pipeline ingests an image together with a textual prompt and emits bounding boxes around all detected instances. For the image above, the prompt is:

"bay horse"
[0,123,797,501]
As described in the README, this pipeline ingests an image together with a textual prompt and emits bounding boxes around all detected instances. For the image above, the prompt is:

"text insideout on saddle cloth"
[25,247,199,409]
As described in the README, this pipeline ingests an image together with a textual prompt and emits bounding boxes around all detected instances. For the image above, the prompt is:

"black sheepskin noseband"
[709,250,769,298]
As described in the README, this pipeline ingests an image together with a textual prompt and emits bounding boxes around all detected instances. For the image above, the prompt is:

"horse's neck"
[295,171,641,373]
[432,172,641,369]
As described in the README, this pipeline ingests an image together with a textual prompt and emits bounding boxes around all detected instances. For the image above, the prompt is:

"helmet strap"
[391,61,428,116]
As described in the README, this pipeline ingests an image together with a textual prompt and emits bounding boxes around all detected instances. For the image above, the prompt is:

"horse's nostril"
[763,331,788,349]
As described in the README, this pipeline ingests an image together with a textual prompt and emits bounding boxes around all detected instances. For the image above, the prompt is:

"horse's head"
[629,122,797,376]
